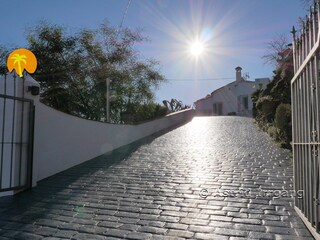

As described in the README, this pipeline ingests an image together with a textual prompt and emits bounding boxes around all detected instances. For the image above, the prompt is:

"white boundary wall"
[33,105,194,183]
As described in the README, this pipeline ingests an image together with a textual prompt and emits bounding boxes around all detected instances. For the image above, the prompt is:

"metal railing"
[291,1,320,239]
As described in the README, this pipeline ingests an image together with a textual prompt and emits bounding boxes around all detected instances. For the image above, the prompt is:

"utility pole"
[106,78,110,122]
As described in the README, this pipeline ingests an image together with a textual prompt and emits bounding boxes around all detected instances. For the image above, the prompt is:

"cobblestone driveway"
[0,117,314,239]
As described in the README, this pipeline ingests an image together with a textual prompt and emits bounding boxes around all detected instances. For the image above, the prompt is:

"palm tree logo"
[10,54,27,77]
[7,48,37,77]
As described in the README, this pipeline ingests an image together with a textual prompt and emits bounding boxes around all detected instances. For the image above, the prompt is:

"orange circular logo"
[7,48,37,77]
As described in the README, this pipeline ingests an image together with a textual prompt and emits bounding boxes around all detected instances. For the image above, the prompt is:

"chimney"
[235,66,242,81]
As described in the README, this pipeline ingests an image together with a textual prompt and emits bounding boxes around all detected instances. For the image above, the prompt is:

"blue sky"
[1,0,306,105]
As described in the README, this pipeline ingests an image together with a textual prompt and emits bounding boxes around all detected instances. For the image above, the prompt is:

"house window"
[243,96,248,110]
[213,102,223,115]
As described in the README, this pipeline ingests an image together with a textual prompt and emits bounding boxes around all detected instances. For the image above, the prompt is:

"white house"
[194,67,270,117]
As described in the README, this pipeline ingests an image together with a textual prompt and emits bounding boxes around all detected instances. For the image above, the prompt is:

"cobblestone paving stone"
[0,117,314,239]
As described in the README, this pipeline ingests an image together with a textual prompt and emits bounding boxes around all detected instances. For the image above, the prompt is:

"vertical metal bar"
[300,35,302,68]
[314,143,319,229]
[302,31,305,62]
[26,104,34,188]
[318,0,320,40]
[297,38,298,68]
[298,144,301,210]
[299,38,302,68]
[312,8,315,45]
[306,21,308,56]
[298,77,301,143]
[18,75,25,186]
[0,74,6,190]
[314,54,320,232]
[308,62,312,220]
[315,7,320,228]
[291,20,300,206]
[292,26,297,74]
[315,52,320,233]
[307,19,310,55]
[296,80,300,209]
[300,75,304,213]
[292,81,299,205]
[0,74,7,189]
[315,149,320,233]
[295,42,298,71]
[292,80,297,207]
[317,53,320,232]
[316,3,319,41]
[305,68,310,218]
[306,63,310,220]
[9,74,16,188]
[310,59,316,227]
[299,74,305,214]
[311,12,314,47]
[302,70,307,215]
[298,77,302,210]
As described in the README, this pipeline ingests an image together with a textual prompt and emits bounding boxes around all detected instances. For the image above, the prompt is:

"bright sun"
[190,41,204,57]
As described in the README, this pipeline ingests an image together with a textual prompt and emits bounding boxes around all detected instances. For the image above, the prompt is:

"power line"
[119,0,132,29]
[32,71,235,82]
[166,77,234,82]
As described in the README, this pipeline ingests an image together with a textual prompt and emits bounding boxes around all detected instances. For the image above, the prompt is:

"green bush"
[275,104,291,131]
[251,46,293,149]
[256,95,278,122]
[120,103,168,124]
[267,125,279,140]
[274,103,292,148]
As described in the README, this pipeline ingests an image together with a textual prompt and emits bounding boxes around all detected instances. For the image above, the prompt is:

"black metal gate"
[0,73,34,192]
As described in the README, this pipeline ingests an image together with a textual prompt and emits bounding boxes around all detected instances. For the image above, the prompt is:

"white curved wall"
[33,103,194,183]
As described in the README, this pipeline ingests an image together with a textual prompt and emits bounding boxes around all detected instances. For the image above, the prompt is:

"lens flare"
[190,41,204,57]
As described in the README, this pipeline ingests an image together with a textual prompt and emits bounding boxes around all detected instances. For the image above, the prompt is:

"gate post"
[22,74,40,189]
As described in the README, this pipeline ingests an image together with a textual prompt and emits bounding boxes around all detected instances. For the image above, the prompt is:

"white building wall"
[195,97,213,115]
[195,66,270,117]
[196,81,257,116]
[212,87,237,115]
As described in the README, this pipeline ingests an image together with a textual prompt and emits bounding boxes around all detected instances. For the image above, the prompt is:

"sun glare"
[190,41,204,57]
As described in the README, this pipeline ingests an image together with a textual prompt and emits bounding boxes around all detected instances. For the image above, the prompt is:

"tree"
[262,34,291,67]
[0,45,12,75]
[23,21,165,123]
[254,33,294,148]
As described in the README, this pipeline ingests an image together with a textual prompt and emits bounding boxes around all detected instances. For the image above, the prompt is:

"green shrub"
[274,103,292,148]
[120,103,168,124]
[267,125,278,139]
[279,140,290,149]
[256,95,277,122]
[275,104,291,131]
